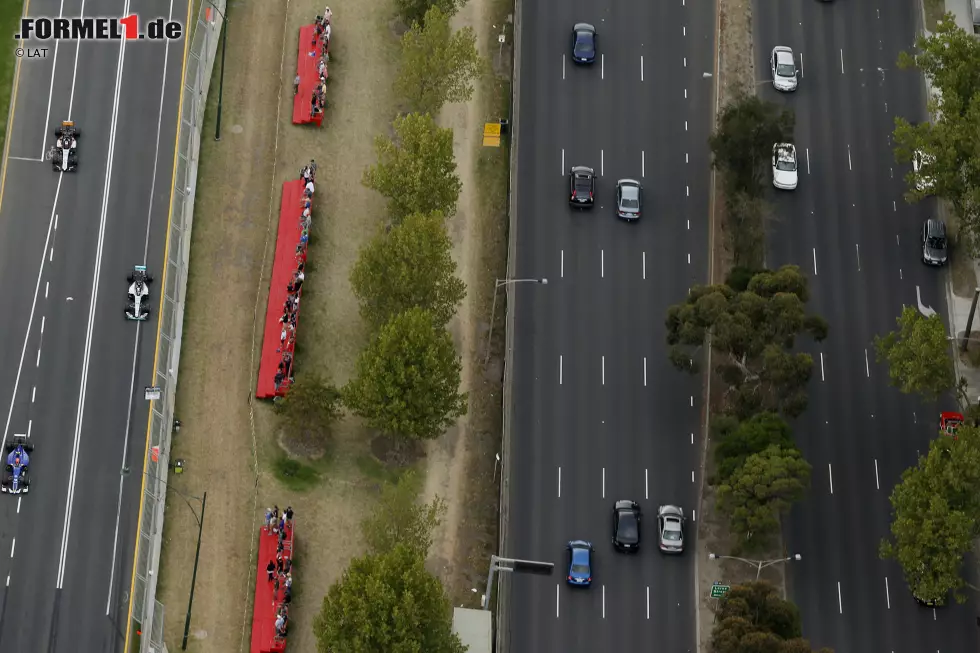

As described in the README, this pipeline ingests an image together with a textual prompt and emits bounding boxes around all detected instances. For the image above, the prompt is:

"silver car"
[657,505,685,553]
[772,143,798,190]
[615,179,643,221]
[771,46,798,92]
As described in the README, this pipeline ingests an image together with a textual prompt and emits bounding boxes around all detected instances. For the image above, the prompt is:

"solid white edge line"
[57,7,130,589]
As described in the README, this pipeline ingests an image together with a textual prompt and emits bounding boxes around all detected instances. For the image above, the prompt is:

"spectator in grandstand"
[293,73,301,95]
[266,559,275,581]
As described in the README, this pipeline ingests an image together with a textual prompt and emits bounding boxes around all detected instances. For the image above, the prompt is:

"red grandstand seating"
[292,25,328,126]
[256,179,307,399]
[249,522,295,653]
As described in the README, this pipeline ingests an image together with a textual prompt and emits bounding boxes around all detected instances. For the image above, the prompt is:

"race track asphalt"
[756,0,980,650]
[0,0,188,650]
[502,0,715,649]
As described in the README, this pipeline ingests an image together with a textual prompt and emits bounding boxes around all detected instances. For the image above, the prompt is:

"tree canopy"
[313,543,466,653]
[342,307,468,441]
[881,425,980,604]
[350,211,466,330]
[709,93,795,197]
[274,372,342,443]
[874,306,954,402]
[396,5,484,116]
[894,17,980,250]
[666,265,828,419]
[724,190,770,269]
[361,470,446,559]
[712,582,832,653]
[363,112,462,221]
[713,412,795,483]
[394,0,465,28]
[717,445,811,552]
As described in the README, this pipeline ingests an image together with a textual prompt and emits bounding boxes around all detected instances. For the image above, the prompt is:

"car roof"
[573,23,596,32]
[925,218,946,236]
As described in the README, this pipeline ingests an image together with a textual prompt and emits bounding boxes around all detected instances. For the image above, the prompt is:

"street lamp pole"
[203,0,229,141]
[481,554,554,610]
[708,553,802,581]
[485,278,548,365]
[181,491,208,650]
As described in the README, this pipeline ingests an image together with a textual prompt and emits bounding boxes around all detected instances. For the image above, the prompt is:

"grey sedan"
[657,505,685,553]
[615,179,642,221]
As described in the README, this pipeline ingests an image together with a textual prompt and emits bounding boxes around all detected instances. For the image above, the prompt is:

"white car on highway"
[770,46,798,92]
[772,143,798,190]
[913,149,935,194]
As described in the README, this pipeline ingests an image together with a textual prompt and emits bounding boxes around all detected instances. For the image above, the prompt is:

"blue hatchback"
[570,23,597,64]
[566,540,594,587]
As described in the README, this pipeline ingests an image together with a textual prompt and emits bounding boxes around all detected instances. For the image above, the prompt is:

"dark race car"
[50,120,80,172]
[2,436,33,495]
[126,265,154,321]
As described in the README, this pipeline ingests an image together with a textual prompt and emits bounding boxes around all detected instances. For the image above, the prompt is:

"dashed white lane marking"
[601,355,605,385]
[642,150,645,177]
[884,576,891,609]
[806,147,810,174]
[36,348,41,368]
[602,585,606,618]
[820,352,825,381]
[682,25,686,36]
[640,55,644,81]
[561,249,564,278]
[691,432,694,444]
[561,148,564,175]
[601,149,604,176]
[4,575,8,587]
[893,201,897,212]
[691,470,695,483]
[855,243,861,271]
[559,355,563,385]
[874,459,880,490]
[10,538,15,558]
[840,48,844,74]
[686,153,689,163]
[49,248,53,262]
[40,316,45,334]
[642,252,646,279]
[693,509,696,521]
[687,253,691,264]
[27,420,31,439]
[812,248,818,275]
[31,387,35,403]
[16,497,21,514]
[685,89,688,99]
[837,581,843,614]
[601,250,605,278]
[646,586,650,618]
[864,349,870,377]
[645,468,649,499]
[800,52,805,78]
[556,584,560,618]
[45,282,49,298]
[828,464,834,494]
[685,119,688,129]
[601,54,605,79]
[562,54,566,80]
[602,467,606,498]
[686,186,690,197]
[558,467,562,497]
[690,396,694,407]
[643,357,647,386]
[847,145,852,170]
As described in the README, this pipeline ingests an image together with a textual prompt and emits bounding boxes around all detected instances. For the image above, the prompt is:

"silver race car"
[50,120,80,172]
[126,265,153,321]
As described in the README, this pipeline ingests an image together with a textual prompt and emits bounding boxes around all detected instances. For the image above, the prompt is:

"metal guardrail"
[131,2,226,651]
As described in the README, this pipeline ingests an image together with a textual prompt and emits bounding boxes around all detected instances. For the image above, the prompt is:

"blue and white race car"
[2,436,33,495]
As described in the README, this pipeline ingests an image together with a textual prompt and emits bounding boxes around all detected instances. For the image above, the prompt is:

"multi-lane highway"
[0,0,187,650]
[504,0,715,648]
[757,0,980,650]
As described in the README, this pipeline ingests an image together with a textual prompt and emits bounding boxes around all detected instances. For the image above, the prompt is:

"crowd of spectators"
[308,9,332,118]
[264,505,295,640]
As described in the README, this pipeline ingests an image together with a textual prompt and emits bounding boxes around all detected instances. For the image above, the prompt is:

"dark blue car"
[571,23,597,64]
[566,540,593,586]
[2,437,32,495]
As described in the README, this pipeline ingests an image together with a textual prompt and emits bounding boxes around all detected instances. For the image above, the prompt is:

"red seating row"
[292,25,328,126]
[256,179,308,399]
[249,522,295,653]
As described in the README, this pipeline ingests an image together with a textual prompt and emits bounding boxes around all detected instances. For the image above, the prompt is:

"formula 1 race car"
[126,265,153,321]
[50,120,80,172]
[2,435,33,495]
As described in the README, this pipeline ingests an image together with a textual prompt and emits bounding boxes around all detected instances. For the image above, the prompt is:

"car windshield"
[618,514,638,540]
[621,198,639,209]
[570,564,589,573]
[663,529,682,541]
[776,160,796,171]
[776,63,795,77]
[928,237,947,249]
[575,34,594,52]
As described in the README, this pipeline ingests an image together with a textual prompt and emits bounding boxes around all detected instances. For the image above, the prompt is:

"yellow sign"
[483,122,502,147]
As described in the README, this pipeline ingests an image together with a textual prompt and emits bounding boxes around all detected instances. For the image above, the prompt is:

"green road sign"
[710,584,730,599]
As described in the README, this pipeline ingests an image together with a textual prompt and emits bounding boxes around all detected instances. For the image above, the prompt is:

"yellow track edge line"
[121,0,194,649]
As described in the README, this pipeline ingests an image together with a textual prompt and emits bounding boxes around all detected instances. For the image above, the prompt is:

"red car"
[940,412,964,437]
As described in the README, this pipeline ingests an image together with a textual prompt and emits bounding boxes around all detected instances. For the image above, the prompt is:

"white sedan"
[772,143,798,190]
[913,150,935,194]
[770,46,798,92]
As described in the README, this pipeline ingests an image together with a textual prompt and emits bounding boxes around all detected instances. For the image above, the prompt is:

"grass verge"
[0,2,24,162]
[923,0,946,32]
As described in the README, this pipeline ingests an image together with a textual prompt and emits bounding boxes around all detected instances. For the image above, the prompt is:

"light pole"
[708,552,802,581]
[203,0,229,141]
[485,277,548,365]
[481,554,554,610]
[122,466,207,650]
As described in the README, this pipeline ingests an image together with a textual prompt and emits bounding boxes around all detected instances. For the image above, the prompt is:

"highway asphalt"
[756,0,980,650]
[504,0,715,649]
[0,0,187,650]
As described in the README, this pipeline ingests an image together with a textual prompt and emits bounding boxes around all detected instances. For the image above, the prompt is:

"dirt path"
[157,0,403,650]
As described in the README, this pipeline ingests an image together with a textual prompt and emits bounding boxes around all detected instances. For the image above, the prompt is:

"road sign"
[710,584,730,599]
[483,122,502,147]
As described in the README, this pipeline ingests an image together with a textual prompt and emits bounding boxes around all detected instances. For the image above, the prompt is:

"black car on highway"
[612,500,641,552]
[569,166,595,207]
